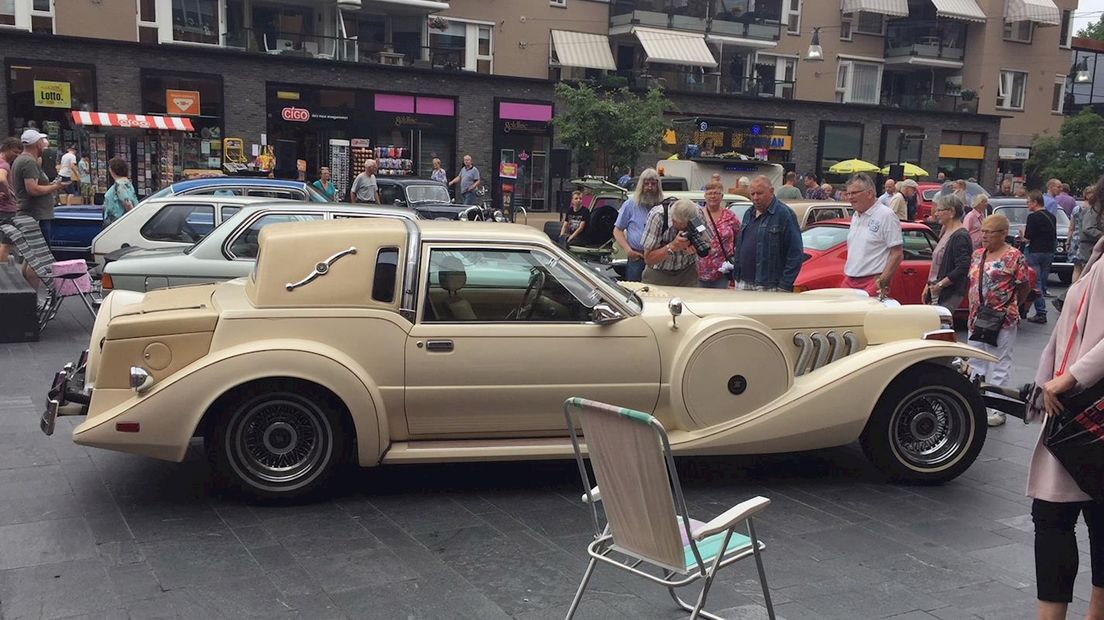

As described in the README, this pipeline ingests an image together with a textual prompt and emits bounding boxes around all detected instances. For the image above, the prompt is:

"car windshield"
[148,187,173,200]
[407,184,451,204]
[558,249,642,312]
[802,225,850,251]
[996,205,1070,233]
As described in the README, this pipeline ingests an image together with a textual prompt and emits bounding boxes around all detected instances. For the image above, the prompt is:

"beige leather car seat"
[438,257,477,321]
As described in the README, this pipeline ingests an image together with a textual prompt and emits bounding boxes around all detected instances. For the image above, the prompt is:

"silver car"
[102,202,419,293]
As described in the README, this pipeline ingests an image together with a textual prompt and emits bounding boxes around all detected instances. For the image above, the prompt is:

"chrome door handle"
[425,340,454,353]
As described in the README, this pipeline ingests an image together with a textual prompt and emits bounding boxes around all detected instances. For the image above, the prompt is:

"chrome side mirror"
[592,303,623,325]
[668,297,683,329]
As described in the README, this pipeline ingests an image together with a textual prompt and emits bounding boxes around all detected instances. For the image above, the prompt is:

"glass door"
[528,149,548,212]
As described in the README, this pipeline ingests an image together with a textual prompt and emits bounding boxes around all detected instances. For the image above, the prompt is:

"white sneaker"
[987,411,1007,427]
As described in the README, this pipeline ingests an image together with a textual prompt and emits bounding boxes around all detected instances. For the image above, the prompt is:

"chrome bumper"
[41,350,92,436]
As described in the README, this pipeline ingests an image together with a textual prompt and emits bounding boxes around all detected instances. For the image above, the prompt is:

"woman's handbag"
[968,252,1006,347]
[705,208,736,281]
[1044,289,1104,500]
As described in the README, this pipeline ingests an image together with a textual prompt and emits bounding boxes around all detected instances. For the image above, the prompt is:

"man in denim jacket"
[731,176,804,291]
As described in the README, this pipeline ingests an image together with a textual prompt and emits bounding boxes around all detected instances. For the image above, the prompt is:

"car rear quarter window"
[801,226,849,251]
[373,248,399,302]
[221,206,242,221]
[228,213,324,259]
[140,204,216,243]
[246,189,304,200]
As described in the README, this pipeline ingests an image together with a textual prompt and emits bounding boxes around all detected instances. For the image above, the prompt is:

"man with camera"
[731,176,804,291]
[641,199,712,287]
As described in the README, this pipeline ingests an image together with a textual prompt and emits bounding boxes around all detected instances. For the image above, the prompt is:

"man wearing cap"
[11,129,65,240]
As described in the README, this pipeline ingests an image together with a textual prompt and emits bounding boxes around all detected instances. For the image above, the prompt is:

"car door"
[404,245,661,437]
[891,229,936,304]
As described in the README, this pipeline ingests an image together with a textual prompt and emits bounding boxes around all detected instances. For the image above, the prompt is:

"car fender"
[665,339,996,455]
[75,340,386,466]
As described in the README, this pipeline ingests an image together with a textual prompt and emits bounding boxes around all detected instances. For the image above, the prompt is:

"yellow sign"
[276,91,301,100]
[33,80,71,108]
[938,144,985,160]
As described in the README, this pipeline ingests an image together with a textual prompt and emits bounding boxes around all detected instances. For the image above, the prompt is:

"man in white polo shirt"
[842,173,903,298]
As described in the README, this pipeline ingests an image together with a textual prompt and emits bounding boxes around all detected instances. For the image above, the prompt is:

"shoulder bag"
[968,251,1007,347]
[705,207,736,281]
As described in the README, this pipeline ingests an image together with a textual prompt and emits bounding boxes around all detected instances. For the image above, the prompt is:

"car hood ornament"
[286,247,357,291]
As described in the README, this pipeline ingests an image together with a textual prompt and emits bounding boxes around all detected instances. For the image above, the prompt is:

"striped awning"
[1004,0,1061,25]
[70,111,195,131]
[550,30,616,71]
[840,0,910,17]
[930,0,986,22]
[633,27,716,68]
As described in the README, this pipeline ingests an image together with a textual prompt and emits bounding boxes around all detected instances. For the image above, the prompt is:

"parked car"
[989,198,1073,284]
[90,196,270,266]
[375,177,470,220]
[50,178,329,259]
[101,202,421,293]
[915,182,943,221]
[732,200,853,229]
[43,218,995,499]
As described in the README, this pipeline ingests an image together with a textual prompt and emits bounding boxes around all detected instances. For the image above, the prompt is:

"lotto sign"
[34,80,71,108]
[281,107,311,122]
[166,90,201,116]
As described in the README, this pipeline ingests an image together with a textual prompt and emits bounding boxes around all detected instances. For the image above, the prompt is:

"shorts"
[61,177,79,196]
[0,212,13,244]
[80,183,94,202]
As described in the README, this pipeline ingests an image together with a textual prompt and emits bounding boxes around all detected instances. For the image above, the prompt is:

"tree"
[553,83,670,177]
[1077,15,1104,41]
[1026,108,1104,191]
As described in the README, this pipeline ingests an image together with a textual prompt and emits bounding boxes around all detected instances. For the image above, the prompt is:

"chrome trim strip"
[844,331,859,356]
[793,333,813,377]
[285,247,358,291]
[399,218,421,323]
[811,332,831,371]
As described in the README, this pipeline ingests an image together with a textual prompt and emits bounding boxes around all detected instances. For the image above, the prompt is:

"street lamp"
[805,27,824,62]
[1074,57,1091,83]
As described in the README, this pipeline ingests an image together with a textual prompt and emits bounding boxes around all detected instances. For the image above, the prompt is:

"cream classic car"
[42,218,997,499]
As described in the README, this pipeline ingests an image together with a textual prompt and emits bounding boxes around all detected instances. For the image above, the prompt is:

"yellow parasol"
[828,159,880,174]
[879,162,929,177]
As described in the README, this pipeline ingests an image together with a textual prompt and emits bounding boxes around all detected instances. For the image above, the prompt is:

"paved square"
[0,301,1077,619]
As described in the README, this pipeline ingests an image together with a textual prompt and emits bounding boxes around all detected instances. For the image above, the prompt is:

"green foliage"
[1026,108,1104,191]
[553,83,670,176]
[1077,15,1104,41]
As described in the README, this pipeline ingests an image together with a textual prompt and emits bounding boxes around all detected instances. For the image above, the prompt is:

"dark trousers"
[624,258,645,282]
[1026,252,1053,317]
[1033,498,1104,602]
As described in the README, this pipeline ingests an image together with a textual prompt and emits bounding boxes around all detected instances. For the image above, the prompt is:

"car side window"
[421,248,599,322]
[190,187,243,196]
[227,213,324,259]
[379,185,403,205]
[140,204,216,243]
[246,189,302,200]
[902,230,935,260]
[221,206,242,221]
[373,248,399,302]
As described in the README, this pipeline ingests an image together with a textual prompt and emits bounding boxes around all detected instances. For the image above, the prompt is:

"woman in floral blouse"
[968,212,1031,427]
[698,181,739,288]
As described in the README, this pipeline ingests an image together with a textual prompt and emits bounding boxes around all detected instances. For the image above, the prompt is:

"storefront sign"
[281,107,311,122]
[166,90,201,116]
[499,162,518,179]
[998,147,1030,160]
[938,144,985,160]
[502,120,550,134]
[33,80,71,108]
[393,115,434,129]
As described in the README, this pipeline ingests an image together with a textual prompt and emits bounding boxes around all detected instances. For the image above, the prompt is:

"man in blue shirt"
[613,168,664,281]
[731,176,804,291]
[1043,178,1062,216]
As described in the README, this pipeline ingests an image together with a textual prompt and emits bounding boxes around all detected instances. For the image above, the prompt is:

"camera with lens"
[681,212,712,258]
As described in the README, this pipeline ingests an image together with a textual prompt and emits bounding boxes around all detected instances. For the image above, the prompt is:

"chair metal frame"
[1,215,98,331]
[562,397,775,620]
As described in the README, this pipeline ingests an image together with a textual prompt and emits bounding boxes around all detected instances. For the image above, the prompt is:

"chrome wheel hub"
[891,388,970,469]
[228,397,329,486]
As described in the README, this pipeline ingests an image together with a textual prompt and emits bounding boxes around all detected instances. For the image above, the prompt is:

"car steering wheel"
[512,267,546,321]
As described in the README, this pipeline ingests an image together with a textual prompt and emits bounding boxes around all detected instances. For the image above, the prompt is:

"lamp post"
[1074,57,1091,84]
[805,27,824,62]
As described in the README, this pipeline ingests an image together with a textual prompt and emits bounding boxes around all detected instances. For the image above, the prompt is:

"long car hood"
[53,205,103,221]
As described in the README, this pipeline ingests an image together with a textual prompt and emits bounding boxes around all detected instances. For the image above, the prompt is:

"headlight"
[493,211,506,223]
[1056,244,1065,254]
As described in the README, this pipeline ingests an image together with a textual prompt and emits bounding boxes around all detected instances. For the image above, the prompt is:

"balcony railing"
[885,20,967,62]
[610,0,781,42]
[882,92,978,114]
[219,29,468,70]
[611,69,794,98]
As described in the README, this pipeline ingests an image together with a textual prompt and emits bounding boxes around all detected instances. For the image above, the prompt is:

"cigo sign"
[281,107,311,122]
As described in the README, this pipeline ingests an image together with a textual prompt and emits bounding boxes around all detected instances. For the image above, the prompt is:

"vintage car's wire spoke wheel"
[860,363,986,484]
[889,388,967,468]
[212,386,344,499]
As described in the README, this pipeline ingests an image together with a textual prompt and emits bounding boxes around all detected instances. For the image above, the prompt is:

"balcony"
[881,92,978,114]
[610,0,781,43]
[612,69,794,99]
[222,28,469,70]
[885,20,967,67]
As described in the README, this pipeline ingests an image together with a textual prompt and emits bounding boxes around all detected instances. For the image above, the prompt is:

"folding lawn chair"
[562,397,775,620]
[0,214,97,331]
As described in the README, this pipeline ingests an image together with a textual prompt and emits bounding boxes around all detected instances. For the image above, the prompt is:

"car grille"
[792,331,859,376]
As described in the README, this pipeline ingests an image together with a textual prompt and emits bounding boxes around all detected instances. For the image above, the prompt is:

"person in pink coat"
[1026,233,1104,619]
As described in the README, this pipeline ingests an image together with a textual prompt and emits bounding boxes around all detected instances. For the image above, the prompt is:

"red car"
[793,220,1037,318]
[915,182,943,222]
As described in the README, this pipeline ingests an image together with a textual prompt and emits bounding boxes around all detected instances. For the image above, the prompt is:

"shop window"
[429,18,494,74]
[818,122,863,178]
[170,0,220,45]
[997,70,1027,110]
[1003,21,1033,43]
[938,158,981,182]
[836,60,882,104]
[1053,75,1066,114]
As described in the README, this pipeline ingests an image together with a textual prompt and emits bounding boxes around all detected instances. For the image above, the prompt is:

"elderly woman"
[1076,177,1103,283]
[312,167,337,201]
[698,181,739,288]
[641,198,711,287]
[924,195,972,312]
[964,194,988,249]
[1025,234,1104,620]
[968,213,1031,427]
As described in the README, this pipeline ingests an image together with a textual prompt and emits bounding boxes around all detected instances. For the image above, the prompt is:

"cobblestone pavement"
[0,293,1078,620]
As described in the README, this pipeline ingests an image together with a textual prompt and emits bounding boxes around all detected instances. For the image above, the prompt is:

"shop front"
[5,59,96,175]
[370,93,457,181]
[663,117,794,164]
[140,70,224,180]
[937,131,987,185]
[494,100,554,213]
[997,147,1030,193]
[69,111,197,198]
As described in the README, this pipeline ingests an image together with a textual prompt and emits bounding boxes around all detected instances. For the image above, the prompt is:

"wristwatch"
[666,244,675,256]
